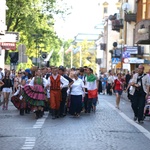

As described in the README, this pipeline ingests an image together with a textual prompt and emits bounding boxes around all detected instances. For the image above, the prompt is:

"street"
[0,93,150,150]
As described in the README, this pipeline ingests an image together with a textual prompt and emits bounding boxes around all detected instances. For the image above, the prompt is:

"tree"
[5,0,70,68]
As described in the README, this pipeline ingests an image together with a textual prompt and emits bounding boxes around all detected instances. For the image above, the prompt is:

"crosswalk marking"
[33,112,49,129]
[21,137,36,150]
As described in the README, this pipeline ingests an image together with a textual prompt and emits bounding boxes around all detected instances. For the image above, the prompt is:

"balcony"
[134,20,150,44]
[125,13,136,22]
[112,19,123,32]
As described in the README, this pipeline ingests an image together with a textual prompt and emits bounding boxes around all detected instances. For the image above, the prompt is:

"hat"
[59,65,65,72]
[25,68,31,74]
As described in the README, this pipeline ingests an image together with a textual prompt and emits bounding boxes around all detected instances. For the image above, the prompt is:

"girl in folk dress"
[11,85,26,115]
[22,69,48,119]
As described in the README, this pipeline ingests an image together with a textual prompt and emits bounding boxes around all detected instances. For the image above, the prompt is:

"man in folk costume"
[48,67,69,119]
[85,68,99,113]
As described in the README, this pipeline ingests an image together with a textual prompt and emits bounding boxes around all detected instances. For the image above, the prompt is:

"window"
[103,2,108,14]
[137,0,150,22]
[104,7,108,14]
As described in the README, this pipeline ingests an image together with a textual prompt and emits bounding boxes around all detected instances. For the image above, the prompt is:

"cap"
[59,65,65,71]
[25,68,31,74]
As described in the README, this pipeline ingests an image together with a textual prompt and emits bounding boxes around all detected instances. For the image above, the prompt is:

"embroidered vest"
[50,75,61,90]
[34,77,43,85]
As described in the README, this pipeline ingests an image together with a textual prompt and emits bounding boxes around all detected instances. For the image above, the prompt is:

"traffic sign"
[122,51,130,58]
[112,58,121,64]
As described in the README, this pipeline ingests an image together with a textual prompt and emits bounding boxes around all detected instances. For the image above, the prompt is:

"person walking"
[47,67,69,119]
[130,65,150,123]
[1,71,13,110]
[107,70,114,95]
[85,68,98,113]
[69,71,85,117]
[58,66,74,117]
[23,69,48,119]
[113,73,124,109]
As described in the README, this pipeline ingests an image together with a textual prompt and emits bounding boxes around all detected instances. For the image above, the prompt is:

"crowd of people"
[0,64,150,124]
[98,65,150,124]
[0,66,99,119]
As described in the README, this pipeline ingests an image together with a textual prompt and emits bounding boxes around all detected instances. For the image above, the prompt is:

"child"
[144,93,150,115]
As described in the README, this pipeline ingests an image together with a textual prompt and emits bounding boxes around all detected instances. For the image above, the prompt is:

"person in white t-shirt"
[69,71,85,117]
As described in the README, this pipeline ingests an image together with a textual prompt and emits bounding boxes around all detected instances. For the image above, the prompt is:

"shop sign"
[0,42,16,50]
[124,46,138,54]
[128,58,144,64]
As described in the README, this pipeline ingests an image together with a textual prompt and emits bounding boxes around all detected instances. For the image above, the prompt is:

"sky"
[54,0,102,40]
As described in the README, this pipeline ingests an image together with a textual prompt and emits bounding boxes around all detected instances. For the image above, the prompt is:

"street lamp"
[118,39,124,71]
[32,34,42,67]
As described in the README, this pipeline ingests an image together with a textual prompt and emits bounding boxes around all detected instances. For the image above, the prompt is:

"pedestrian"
[130,65,150,123]
[69,71,85,117]
[58,65,74,117]
[113,73,124,109]
[85,68,98,113]
[125,71,131,90]
[101,74,108,95]
[1,70,13,110]
[107,70,114,95]
[21,69,32,114]
[0,80,4,105]
[0,67,4,100]
[47,67,69,119]
[22,69,48,119]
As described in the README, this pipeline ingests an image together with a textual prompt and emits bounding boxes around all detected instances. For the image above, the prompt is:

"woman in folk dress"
[23,69,48,119]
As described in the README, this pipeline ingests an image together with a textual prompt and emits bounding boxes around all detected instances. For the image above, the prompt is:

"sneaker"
[138,120,144,124]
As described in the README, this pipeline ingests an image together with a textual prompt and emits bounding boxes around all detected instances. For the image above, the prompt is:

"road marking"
[106,101,150,140]
[21,137,36,150]
[33,112,49,129]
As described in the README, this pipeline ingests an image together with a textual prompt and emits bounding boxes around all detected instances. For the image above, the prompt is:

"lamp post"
[32,34,42,67]
[118,39,124,71]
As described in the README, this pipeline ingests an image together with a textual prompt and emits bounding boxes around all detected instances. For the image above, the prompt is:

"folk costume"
[22,76,48,118]
[48,74,69,119]
[11,85,26,115]
[85,74,98,113]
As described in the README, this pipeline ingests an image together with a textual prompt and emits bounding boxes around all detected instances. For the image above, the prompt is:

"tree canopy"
[6,0,71,69]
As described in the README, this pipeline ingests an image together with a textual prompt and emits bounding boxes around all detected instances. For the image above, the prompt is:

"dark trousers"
[59,91,67,116]
[107,83,112,95]
[84,94,88,112]
[87,98,93,113]
[132,91,146,121]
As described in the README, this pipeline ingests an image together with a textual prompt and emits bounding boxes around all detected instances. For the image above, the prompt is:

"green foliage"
[64,40,97,72]
[5,0,70,67]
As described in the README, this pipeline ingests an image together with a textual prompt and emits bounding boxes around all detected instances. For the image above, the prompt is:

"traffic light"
[9,52,18,63]
[41,52,47,59]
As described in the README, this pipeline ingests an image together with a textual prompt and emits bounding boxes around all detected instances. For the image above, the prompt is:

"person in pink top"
[113,73,124,109]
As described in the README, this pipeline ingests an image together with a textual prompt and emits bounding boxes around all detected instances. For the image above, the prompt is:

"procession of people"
[0,64,150,124]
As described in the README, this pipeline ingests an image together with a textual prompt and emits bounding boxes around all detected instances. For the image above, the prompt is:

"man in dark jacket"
[58,66,74,117]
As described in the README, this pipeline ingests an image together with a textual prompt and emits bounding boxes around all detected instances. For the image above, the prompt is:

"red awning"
[0,42,16,50]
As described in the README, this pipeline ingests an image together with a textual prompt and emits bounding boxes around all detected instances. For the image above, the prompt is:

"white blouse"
[70,78,84,95]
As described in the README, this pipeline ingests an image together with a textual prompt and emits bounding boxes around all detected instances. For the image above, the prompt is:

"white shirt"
[70,78,84,95]
[0,71,4,80]
[47,74,69,89]
[107,75,114,84]
[130,73,150,95]
[29,77,48,88]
